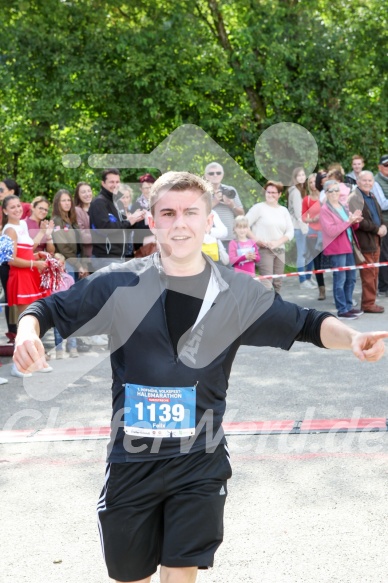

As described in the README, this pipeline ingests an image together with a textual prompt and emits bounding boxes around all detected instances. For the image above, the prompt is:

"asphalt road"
[1,273,388,583]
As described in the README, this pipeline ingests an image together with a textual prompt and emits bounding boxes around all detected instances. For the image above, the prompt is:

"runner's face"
[149,189,213,262]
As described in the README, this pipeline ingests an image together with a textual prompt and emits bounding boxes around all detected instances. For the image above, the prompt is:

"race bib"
[124,384,196,438]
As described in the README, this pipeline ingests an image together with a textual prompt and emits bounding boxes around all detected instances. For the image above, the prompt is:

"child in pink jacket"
[229,216,260,275]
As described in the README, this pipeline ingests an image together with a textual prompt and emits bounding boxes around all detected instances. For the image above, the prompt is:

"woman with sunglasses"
[26,197,55,255]
[320,180,363,319]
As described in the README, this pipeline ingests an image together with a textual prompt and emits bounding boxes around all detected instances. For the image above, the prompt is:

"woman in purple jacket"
[320,180,363,320]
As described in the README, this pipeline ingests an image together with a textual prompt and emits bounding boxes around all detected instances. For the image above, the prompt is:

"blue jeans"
[295,229,313,283]
[330,253,356,315]
[54,327,76,351]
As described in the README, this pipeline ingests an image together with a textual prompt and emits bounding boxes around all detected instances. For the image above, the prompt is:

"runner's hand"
[351,332,388,362]
[13,333,47,373]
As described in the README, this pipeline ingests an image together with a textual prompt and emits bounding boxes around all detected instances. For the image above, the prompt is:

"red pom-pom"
[40,256,63,292]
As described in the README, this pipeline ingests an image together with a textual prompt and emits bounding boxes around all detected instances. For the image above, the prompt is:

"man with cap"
[372,155,388,297]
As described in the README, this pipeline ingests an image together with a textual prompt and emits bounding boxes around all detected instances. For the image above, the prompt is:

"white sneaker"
[11,364,32,378]
[307,279,317,288]
[89,335,109,346]
[37,365,53,373]
[0,377,8,385]
[300,280,314,290]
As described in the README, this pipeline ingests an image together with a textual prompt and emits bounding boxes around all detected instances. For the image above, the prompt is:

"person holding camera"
[205,162,244,251]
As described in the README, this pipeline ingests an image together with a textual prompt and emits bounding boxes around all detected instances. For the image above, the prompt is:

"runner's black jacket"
[22,254,331,462]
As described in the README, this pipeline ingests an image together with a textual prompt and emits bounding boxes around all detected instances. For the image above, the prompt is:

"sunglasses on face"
[327,187,340,193]
[0,188,4,193]
[207,171,222,176]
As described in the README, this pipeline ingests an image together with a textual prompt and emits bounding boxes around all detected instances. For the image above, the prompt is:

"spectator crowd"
[0,154,387,384]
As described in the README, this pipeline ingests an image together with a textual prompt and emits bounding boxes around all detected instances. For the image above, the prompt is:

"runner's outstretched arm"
[319,316,388,362]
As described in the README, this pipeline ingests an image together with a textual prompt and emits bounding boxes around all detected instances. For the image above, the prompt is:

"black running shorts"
[97,444,232,581]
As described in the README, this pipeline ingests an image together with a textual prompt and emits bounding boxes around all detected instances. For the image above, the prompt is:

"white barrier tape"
[255,261,388,280]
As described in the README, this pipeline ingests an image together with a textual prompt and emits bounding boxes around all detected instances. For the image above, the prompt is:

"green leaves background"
[0,0,387,205]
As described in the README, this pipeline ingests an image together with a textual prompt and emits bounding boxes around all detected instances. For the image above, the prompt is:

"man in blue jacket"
[14,171,388,583]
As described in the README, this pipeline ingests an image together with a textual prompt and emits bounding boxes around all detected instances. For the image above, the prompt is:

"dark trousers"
[361,249,380,309]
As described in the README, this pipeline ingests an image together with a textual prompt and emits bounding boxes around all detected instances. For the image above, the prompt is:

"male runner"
[14,171,387,583]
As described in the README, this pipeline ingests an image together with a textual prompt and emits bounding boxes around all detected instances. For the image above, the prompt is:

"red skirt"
[7,244,50,306]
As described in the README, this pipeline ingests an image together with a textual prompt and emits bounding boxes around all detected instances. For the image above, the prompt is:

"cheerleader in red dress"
[2,195,52,377]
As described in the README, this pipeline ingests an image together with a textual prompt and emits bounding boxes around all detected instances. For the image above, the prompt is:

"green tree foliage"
[0,0,387,203]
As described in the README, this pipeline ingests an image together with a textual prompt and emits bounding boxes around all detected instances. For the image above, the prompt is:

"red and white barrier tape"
[255,261,388,280]
[1,418,388,442]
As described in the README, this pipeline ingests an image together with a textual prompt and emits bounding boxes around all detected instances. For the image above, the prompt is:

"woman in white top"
[2,195,52,377]
[288,167,316,289]
[246,180,294,293]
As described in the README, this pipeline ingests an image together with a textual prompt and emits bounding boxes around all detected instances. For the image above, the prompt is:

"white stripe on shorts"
[96,463,111,560]
[224,444,231,462]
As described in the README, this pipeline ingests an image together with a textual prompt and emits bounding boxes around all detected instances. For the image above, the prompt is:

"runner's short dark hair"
[150,171,213,215]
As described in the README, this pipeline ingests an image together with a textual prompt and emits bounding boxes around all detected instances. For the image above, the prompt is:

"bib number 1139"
[124,383,196,438]
[135,402,185,423]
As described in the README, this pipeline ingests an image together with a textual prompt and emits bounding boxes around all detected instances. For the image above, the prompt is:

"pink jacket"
[54,271,75,294]
[229,239,260,275]
[320,203,358,256]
